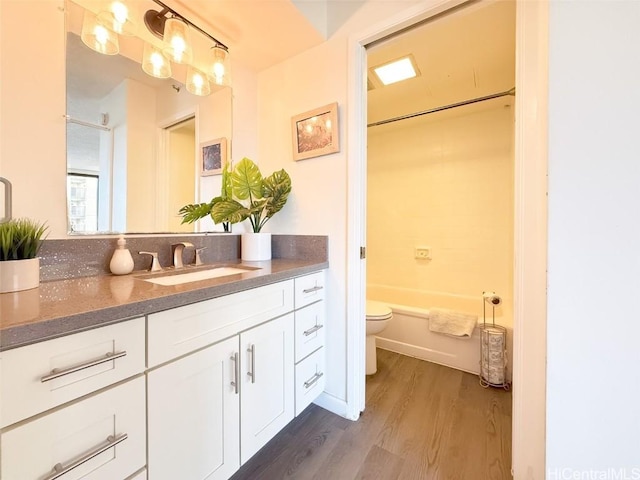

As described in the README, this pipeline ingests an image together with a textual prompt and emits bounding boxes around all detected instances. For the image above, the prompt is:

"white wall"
[367,102,514,324]
[0,0,67,236]
[547,0,640,472]
[257,0,421,408]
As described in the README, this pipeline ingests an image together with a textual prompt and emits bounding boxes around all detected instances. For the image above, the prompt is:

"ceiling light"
[81,11,119,55]
[373,56,418,86]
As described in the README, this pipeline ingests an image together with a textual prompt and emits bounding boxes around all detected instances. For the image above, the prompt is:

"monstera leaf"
[211,198,251,225]
[232,157,263,201]
[260,169,292,226]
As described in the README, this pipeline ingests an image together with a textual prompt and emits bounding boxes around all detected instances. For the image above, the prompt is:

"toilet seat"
[366,300,393,321]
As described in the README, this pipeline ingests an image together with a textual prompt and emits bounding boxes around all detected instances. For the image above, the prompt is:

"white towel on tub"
[429,308,477,338]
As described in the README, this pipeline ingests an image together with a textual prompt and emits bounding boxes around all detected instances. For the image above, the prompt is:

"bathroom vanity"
[0,257,327,480]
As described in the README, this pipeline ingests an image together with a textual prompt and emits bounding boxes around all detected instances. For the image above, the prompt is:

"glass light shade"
[97,1,137,36]
[162,17,193,64]
[142,43,172,79]
[207,46,231,86]
[81,11,119,55]
[186,67,211,96]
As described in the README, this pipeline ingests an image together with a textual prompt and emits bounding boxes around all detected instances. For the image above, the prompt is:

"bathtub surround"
[36,234,326,282]
[367,99,514,380]
[367,103,514,328]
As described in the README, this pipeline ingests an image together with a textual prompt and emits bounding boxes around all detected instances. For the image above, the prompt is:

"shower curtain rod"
[367,87,516,128]
[64,115,111,132]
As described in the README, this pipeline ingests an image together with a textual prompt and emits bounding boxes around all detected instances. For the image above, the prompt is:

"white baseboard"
[313,392,357,420]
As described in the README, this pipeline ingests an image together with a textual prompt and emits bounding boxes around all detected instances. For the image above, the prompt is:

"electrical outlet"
[415,247,431,260]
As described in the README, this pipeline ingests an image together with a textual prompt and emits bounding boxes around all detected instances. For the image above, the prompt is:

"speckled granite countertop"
[0,258,328,351]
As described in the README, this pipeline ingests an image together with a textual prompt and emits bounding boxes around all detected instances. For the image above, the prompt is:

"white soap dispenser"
[110,236,134,275]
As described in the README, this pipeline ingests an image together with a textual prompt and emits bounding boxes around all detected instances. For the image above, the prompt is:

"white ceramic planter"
[0,257,40,293]
[241,233,272,261]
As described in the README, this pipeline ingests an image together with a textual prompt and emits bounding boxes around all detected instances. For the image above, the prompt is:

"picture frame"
[291,102,339,161]
[200,137,228,176]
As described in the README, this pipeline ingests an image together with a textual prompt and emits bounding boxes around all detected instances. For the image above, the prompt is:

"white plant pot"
[0,257,40,293]
[241,233,272,261]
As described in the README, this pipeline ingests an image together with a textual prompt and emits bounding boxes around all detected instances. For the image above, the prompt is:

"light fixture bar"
[149,0,228,51]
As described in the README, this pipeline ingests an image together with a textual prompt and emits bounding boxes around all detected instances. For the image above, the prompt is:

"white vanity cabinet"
[0,318,147,480]
[240,312,294,464]
[1,376,146,480]
[293,271,327,415]
[147,336,240,480]
[146,280,296,478]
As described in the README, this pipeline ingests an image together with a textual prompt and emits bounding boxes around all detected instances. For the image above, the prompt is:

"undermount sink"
[142,266,260,286]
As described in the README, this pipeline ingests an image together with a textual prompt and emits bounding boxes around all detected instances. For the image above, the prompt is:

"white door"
[147,336,240,480]
[240,313,294,464]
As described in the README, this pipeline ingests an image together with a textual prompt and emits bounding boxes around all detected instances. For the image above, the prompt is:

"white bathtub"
[368,287,513,380]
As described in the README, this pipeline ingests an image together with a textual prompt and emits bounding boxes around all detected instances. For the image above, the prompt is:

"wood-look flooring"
[231,349,512,480]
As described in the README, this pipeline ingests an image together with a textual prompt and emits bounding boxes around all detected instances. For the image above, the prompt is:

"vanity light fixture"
[144,0,231,88]
[81,10,119,55]
[208,45,231,87]
[79,0,231,95]
[186,66,211,96]
[97,1,137,36]
[162,16,193,64]
[142,42,172,79]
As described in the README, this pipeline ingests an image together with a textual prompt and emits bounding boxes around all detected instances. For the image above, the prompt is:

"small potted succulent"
[180,157,292,261]
[0,218,48,293]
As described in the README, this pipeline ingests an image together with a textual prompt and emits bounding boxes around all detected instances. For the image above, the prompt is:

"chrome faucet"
[171,242,195,268]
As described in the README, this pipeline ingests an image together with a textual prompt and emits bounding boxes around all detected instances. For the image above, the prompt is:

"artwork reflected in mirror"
[65,0,232,234]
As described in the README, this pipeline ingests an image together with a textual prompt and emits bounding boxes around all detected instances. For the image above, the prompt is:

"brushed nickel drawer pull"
[247,344,256,384]
[41,351,127,383]
[302,285,323,294]
[303,324,324,336]
[230,352,239,394]
[43,433,128,480]
[303,372,324,389]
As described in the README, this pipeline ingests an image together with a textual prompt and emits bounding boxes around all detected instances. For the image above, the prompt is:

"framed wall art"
[291,102,339,161]
[201,137,228,176]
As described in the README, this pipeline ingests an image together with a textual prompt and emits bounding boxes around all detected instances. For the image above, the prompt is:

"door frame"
[345,0,549,476]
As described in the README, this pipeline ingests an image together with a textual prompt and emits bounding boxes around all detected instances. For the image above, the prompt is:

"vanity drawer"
[1,317,145,428]
[294,271,325,309]
[294,347,325,416]
[148,280,294,367]
[294,301,325,363]
[1,376,146,480]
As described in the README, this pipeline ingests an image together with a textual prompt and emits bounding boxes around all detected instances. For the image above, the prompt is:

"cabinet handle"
[40,351,127,383]
[302,285,323,294]
[230,353,239,394]
[43,433,128,480]
[247,344,255,384]
[303,372,324,389]
[303,324,324,336]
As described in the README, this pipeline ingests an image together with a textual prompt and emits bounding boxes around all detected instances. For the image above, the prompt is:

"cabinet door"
[240,313,294,464]
[147,336,240,480]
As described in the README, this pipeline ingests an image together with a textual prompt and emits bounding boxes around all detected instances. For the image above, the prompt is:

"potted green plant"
[0,218,48,293]
[179,157,292,261]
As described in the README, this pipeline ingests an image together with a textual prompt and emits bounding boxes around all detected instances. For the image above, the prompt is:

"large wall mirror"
[65,0,232,234]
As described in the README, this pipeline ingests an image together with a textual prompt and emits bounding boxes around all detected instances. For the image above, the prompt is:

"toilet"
[366,300,393,375]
